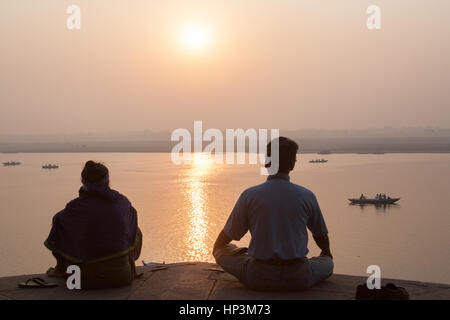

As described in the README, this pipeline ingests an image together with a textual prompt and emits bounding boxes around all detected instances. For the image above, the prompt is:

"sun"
[181,24,212,51]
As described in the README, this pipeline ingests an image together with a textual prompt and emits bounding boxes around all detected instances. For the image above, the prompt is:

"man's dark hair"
[81,160,109,184]
[266,137,299,173]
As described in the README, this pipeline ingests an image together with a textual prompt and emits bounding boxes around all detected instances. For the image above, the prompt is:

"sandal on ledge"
[18,277,57,289]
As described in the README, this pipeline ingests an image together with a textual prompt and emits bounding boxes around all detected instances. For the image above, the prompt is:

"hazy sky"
[1,0,449,135]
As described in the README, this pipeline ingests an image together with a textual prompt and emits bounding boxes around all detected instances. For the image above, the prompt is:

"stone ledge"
[0,262,448,300]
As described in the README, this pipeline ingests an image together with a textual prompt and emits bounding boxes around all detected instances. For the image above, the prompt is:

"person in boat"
[360,194,366,200]
[213,137,333,291]
[44,160,142,289]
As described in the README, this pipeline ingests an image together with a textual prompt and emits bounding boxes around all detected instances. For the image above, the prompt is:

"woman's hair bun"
[85,160,96,168]
[82,160,109,184]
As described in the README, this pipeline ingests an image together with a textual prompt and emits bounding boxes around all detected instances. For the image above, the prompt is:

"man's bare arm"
[313,234,333,259]
[213,230,232,253]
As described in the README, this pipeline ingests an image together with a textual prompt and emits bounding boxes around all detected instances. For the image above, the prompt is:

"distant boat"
[348,198,400,205]
[42,164,59,169]
[3,161,21,166]
[309,159,328,163]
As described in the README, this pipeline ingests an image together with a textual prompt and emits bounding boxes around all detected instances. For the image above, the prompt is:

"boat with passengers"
[349,193,400,205]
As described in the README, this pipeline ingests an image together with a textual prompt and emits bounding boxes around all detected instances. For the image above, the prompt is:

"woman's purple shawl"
[45,185,138,262]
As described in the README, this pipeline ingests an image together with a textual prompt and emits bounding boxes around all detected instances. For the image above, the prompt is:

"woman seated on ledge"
[44,160,142,289]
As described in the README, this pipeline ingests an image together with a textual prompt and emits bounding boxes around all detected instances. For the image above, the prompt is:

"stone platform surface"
[0,262,449,300]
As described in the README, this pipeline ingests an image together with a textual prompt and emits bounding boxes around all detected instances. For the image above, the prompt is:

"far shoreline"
[1,136,450,154]
[2,151,450,154]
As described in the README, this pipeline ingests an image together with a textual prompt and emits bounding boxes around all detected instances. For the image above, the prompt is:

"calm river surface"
[0,153,449,284]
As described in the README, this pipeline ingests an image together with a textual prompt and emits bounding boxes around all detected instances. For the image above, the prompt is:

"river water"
[0,152,449,284]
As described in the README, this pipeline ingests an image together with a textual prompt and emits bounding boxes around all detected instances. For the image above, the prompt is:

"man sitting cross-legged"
[213,137,333,292]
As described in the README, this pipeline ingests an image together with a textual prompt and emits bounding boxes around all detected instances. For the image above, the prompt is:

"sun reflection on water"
[184,153,214,261]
